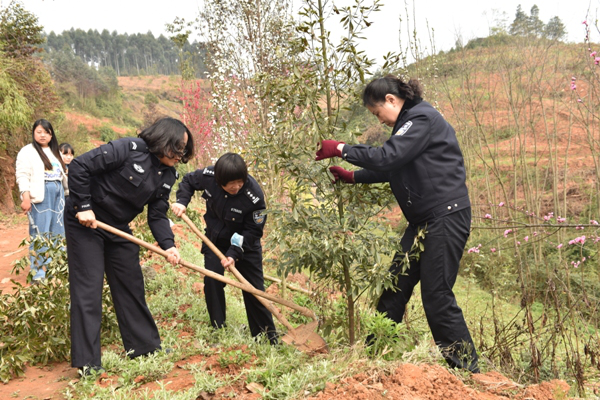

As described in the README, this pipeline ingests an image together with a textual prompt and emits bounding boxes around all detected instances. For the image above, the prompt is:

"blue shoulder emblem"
[395,121,413,136]
[253,210,266,225]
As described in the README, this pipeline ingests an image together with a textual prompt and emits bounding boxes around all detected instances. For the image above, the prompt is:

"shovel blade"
[281,320,328,354]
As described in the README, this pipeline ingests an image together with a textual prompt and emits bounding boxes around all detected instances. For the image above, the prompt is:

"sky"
[9,0,600,64]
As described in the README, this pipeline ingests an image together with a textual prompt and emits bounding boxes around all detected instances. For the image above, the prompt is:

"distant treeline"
[42,28,208,77]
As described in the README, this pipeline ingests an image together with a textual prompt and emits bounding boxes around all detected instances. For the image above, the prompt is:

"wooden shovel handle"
[95,220,316,320]
[181,215,312,295]
[178,214,226,260]
[179,213,300,331]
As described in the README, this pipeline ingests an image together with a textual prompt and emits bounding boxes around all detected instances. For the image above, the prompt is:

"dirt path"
[0,216,29,293]
[0,362,77,400]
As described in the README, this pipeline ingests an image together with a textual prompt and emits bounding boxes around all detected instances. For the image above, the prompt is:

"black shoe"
[130,346,173,359]
[78,365,104,377]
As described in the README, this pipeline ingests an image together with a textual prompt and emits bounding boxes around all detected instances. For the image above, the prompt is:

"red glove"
[315,140,344,161]
[329,166,355,183]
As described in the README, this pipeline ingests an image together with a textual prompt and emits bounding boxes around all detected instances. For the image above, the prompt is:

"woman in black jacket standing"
[65,117,194,376]
[315,75,479,372]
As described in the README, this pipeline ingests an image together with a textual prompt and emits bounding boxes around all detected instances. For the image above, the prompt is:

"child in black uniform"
[171,152,277,344]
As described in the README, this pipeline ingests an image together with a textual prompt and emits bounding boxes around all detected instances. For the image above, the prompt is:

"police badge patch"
[395,120,413,136]
[253,210,266,224]
[133,164,145,173]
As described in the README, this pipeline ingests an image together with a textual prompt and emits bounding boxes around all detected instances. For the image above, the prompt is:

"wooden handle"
[181,216,312,295]
[179,213,300,330]
[95,220,316,320]
[264,274,313,295]
[179,213,226,260]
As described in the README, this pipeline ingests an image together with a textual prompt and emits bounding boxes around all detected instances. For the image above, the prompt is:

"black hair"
[214,153,248,186]
[59,143,75,156]
[362,75,423,107]
[31,119,66,171]
[138,117,194,163]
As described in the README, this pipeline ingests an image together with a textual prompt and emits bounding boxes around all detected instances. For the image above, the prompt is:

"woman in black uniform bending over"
[65,117,194,375]
[171,153,277,344]
[315,75,479,372]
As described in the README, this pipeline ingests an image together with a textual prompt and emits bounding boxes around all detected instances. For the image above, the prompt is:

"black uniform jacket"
[68,137,178,250]
[175,167,266,262]
[344,98,470,225]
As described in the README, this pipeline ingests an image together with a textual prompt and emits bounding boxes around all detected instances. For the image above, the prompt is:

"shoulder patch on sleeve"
[129,138,148,152]
[253,209,266,224]
[245,189,261,204]
[395,121,413,136]
[203,167,215,176]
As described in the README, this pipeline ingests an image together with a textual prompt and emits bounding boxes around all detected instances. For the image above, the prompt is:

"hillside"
[117,75,184,119]
[422,40,598,218]
[0,74,187,214]
[63,75,184,140]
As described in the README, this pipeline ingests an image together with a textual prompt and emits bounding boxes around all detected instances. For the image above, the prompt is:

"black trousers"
[202,242,277,343]
[376,207,479,372]
[65,205,161,368]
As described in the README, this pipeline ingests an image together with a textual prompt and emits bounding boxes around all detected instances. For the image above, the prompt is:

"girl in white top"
[15,119,68,282]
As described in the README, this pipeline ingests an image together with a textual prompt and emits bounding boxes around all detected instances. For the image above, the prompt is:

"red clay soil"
[0,220,574,400]
[306,364,570,400]
[0,216,29,293]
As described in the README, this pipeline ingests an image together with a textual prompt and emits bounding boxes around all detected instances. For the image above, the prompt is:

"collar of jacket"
[394,96,423,130]
[131,138,170,170]
[150,152,161,167]
[148,150,174,172]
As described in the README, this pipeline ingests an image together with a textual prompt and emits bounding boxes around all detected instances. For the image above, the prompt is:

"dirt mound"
[307,364,570,400]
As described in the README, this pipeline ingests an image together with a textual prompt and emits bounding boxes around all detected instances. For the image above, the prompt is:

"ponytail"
[363,75,423,107]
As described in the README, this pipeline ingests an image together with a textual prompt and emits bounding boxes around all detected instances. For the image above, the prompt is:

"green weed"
[217,349,251,368]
